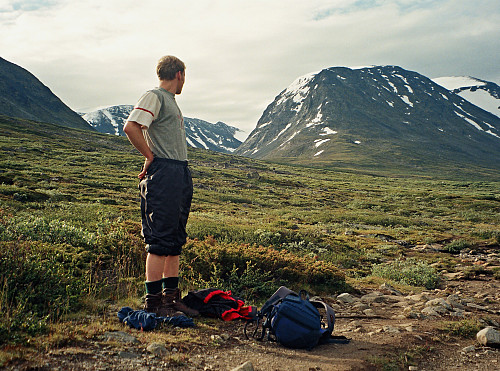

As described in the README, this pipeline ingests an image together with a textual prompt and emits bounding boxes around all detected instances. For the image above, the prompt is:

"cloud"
[0,0,499,137]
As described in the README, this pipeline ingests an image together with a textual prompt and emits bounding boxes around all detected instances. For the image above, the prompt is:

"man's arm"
[123,120,154,179]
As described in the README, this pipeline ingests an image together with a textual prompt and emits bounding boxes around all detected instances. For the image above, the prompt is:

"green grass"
[1,115,499,345]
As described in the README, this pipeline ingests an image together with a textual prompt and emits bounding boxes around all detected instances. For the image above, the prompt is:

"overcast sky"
[1,0,499,140]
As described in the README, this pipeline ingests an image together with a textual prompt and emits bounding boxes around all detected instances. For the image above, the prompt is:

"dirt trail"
[5,275,500,371]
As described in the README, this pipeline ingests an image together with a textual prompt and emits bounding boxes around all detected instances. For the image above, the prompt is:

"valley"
[1,116,499,370]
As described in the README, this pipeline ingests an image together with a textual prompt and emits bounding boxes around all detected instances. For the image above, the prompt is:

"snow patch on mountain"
[276,72,319,111]
[314,138,330,147]
[314,150,324,157]
[320,127,337,136]
[81,105,242,153]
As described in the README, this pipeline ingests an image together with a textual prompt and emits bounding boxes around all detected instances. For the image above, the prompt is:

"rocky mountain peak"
[235,65,500,172]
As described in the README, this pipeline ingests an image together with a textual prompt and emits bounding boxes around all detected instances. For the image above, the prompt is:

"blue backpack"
[245,286,349,350]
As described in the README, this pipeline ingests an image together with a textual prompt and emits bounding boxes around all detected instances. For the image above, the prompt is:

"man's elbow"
[123,121,137,135]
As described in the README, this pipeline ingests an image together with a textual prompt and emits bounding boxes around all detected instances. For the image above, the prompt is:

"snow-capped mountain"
[433,76,500,118]
[81,105,133,136]
[235,65,500,172]
[81,105,242,153]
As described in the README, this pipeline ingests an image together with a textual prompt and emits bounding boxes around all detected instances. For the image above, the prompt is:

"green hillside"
[0,57,92,131]
[1,114,499,348]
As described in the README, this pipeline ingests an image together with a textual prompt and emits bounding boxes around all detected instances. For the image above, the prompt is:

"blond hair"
[156,56,185,81]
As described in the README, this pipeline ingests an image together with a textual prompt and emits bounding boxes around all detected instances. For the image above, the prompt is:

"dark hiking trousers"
[139,158,193,256]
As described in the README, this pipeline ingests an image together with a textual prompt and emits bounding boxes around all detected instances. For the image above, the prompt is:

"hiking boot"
[163,288,199,317]
[144,292,182,317]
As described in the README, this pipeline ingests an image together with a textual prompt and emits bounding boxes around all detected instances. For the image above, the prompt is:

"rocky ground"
[4,246,500,371]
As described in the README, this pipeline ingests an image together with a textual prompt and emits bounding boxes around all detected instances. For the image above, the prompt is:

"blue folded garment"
[118,307,195,331]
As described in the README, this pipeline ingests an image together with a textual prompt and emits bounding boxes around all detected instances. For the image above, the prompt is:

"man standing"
[124,55,198,317]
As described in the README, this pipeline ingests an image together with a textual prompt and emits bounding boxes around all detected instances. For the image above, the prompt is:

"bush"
[442,319,482,338]
[371,258,440,289]
[1,216,97,249]
[442,240,472,254]
[0,240,84,319]
[181,236,347,301]
[0,218,146,343]
[0,240,84,343]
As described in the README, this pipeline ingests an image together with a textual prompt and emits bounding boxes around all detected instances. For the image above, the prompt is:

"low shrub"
[181,236,347,301]
[371,258,440,289]
[1,216,97,249]
[0,218,146,343]
[0,240,84,343]
[442,319,482,338]
[442,240,472,254]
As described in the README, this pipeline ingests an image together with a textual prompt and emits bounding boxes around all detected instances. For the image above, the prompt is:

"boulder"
[337,293,356,304]
[425,298,452,310]
[147,343,168,357]
[476,327,500,347]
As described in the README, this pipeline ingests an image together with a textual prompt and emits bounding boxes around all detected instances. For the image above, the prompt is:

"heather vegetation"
[1,115,499,351]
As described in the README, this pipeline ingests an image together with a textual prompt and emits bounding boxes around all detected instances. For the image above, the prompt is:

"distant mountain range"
[0,57,91,130]
[2,55,500,174]
[235,65,500,172]
[81,105,242,154]
[0,56,241,154]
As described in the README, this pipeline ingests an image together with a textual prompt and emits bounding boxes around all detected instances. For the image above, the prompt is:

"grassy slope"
[1,114,499,347]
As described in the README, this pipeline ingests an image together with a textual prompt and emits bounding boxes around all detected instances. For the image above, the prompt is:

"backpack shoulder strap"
[310,299,350,344]
[310,300,335,334]
[260,286,297,314]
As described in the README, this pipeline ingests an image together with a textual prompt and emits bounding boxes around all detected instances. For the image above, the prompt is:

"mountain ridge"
[235,65,500,173]
[81,105,242,154]
[432,76,500,119]
[0,56,92,131]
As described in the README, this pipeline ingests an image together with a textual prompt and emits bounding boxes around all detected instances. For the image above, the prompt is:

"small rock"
[425,298,452,310]
[220,333,230,341]
[379,283,403,296]
[382,325,400,334]
[466,303,488,311]
[118,351,139,359]
[349,320,363,328]
[406,293,430,302]
[231,361,254,371]
[408,366,418,371]
[337,293,356,304]
[421,307,440,317]
[363,309,376,317]
[352,303,369,311]
[103,331,139,344]
[361,292,385,303]
[147,343,168,357]
[461,345,476,354]
[477,327,500,347]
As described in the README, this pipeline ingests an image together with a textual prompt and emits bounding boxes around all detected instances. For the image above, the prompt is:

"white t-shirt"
[127,91,161,128]
[127,88,187,161]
